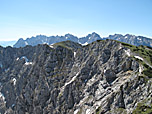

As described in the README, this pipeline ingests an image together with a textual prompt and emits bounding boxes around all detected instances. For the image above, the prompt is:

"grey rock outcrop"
[0,40,152,114]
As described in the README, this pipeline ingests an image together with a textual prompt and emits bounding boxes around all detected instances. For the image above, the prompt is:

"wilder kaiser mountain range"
[13,32,152,48]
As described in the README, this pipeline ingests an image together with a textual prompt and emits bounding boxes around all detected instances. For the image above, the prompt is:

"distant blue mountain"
[0,41,16,47]
[13,32,102,48]
[105,34,152,47]
[13,33,152,48]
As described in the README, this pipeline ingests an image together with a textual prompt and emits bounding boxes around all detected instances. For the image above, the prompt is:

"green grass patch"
[119,42,152,66]
[53,40,82,50]
[115,40,152,78]
[77,108,83,114]
[133,99,152,114]
[110,108,127,114]
[134,58,152,78]
[96,106,101,114]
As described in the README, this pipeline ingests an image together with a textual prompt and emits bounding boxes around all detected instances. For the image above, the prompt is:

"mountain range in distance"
[12,32,152,48]
[0,41,16,47]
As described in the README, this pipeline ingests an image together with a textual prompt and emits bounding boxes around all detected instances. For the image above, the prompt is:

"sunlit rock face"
[0,40,152,114]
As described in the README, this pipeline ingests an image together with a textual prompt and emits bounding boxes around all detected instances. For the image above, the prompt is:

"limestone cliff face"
[0,40,152,114]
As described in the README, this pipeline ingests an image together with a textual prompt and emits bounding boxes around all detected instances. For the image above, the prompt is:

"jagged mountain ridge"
[105,34,152,48]
[13,33,152,48]
[13,32,101,48]
[0,40,152,114]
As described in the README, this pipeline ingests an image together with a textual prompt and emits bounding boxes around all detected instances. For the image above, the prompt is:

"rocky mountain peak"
[82,32,101,44]
[36,34,47,37]
[18,38,24,41]
[113,34,123,37]
[91,32,100,37]
[65,33,75,37]
[0,39,152,114]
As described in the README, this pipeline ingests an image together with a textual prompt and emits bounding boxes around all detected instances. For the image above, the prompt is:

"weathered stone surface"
[0,40,151,114]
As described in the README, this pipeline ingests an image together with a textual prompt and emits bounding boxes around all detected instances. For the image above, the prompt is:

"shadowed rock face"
[0,40,152,114]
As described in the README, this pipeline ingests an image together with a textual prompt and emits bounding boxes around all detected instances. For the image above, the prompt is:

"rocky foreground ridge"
[0,39,152,114]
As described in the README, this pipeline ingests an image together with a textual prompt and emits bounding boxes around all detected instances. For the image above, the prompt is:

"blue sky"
[0,0,152,41]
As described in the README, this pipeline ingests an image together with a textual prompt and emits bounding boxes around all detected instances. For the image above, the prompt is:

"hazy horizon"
[0,32,152,41]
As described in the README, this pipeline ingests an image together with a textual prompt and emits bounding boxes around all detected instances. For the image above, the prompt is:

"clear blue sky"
[0,0,152,41]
